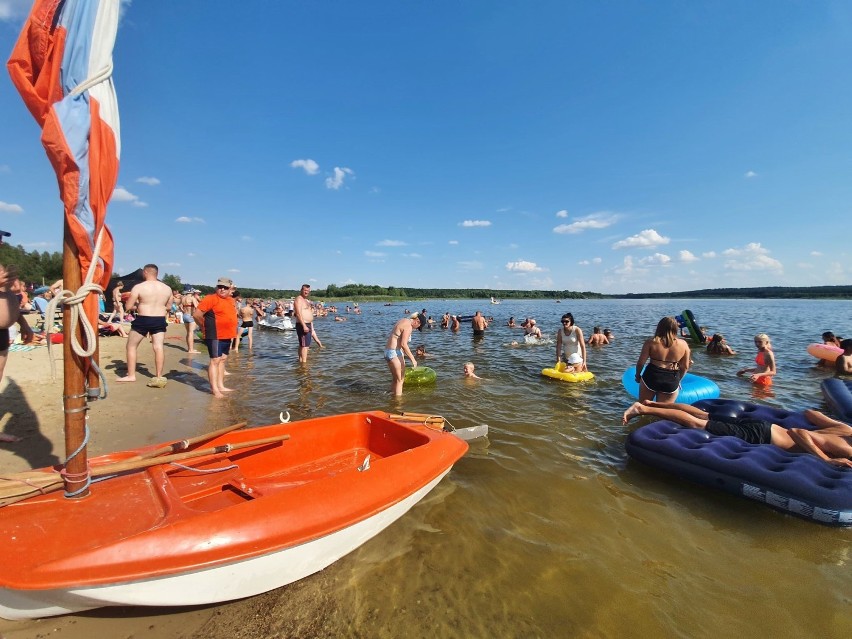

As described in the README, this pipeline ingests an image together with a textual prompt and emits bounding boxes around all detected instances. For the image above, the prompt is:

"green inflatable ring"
[404,366,437,385]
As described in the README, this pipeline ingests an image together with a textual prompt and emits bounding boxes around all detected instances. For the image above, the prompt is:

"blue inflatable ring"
[622,367,720,404]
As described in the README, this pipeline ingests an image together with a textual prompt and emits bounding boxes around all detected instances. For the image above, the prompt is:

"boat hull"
[0,412,467,620]
[0,471,448,619]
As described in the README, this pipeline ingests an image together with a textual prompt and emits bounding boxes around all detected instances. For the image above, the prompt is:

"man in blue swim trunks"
[623,401,852,468]
[116,264,173,387]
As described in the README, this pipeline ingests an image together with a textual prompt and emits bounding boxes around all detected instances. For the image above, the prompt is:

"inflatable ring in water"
[682,309,707,343]
[807,343,843,363]
[621,367,719,404]
[404,366,436,385]
[541,362,595,383]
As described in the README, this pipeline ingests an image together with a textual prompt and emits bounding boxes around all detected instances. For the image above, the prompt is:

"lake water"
[12,298,852,638]
[203,298,850,638]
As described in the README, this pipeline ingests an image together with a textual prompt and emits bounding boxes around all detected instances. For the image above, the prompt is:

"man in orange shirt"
[193,277,238,398]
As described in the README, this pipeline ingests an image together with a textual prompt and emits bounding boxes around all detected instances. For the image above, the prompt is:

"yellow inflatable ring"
[541,362,595,382]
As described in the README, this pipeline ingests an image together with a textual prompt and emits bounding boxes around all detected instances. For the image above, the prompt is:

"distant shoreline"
[216,284,852,302]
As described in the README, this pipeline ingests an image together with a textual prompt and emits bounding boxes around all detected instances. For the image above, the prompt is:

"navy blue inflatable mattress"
[821,377,852,423]
[625,399,852,526]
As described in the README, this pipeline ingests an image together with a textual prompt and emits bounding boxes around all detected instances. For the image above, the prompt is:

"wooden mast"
[61,218,90,499]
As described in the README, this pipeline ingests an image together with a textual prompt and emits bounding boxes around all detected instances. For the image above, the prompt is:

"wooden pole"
[62,218,89,499]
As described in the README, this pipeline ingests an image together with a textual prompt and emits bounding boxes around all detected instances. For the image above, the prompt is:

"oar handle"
[92,433,291,477]
[134,421,248,460]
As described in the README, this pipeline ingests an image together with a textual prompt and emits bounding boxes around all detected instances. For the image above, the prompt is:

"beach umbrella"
[8,0,121,497]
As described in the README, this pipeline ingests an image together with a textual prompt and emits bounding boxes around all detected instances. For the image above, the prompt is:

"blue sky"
[1,1,851,294]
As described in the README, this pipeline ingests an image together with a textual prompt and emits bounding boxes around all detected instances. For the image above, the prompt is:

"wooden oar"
[0,433,290,507]
[0,421,250,485]
[134,421,248,460]
[386,413,445,424]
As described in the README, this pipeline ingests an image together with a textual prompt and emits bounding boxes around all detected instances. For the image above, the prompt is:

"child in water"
[463,362,482,379]
[737,333,776,385]
[706,333,736,355]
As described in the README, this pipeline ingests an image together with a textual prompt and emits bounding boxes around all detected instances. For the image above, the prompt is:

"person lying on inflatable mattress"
[623,400,852,468]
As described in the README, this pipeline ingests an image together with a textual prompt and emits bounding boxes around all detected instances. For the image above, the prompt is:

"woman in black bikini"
[634,316,691,404]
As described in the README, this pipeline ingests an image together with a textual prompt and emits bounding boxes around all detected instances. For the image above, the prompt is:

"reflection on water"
[13,299,851,638]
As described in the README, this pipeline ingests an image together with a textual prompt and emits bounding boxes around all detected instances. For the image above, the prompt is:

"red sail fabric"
[7,0,120,290]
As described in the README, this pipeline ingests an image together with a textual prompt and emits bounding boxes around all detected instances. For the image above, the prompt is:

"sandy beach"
[0,317,269,639]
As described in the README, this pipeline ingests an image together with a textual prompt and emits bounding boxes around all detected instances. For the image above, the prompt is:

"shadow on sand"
[0,378,61,468]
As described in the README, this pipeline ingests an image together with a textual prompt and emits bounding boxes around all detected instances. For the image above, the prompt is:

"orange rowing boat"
[0,412,468,620]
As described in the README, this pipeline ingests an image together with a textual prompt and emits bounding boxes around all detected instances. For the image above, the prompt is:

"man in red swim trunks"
[623,400,852,468]
[116,264,173,387]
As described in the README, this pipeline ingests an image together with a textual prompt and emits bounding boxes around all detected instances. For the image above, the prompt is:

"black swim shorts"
[130,315,168,337]
[705,418,773,444]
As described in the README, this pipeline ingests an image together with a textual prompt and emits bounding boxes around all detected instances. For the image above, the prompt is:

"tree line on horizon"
[2,243,848,300]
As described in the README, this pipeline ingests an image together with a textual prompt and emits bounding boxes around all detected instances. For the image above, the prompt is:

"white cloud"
[702,251,717,258]
[22,241,52,248]
[638,253,672,266]
[506,260,543,273]
[554,212,617,235]
[163,262,181,267]
[364,251,386,258]
[290,159,320,175]
[112,186,147,207]
[457,260,483,270]
[722,242,783,272]
[403,252,423,258]
[241,235,252,241]
[325,167,354,190]
[175,216,205,224]
[592,257,602,264]
[0,201,23,214]
[378,239,406,247]
[744,170,758,178]
[459,220,491,228]
[612,229,670,250]
[555,209,569,218]
[135,176,160,186]
[448,240,459,245]
[228,268,240,273]
[810,251,823,257]
[611,255,639,277]
[579,260,591,266]
[678,250,699,263]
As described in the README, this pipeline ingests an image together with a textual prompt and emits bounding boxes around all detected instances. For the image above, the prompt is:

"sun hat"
[216,277,233,287]
[567,353,583,365]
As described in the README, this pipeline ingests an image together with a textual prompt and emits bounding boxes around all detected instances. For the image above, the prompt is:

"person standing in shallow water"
[737,333,776,386]
[193,278,238,398]
[294,283,322,363]
[471,311,488,337]
[634,316,691,403]
[556,313,587,370]
[385,314,420,396]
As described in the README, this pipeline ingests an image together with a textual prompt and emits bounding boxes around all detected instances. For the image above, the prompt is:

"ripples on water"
[54,299,852,638]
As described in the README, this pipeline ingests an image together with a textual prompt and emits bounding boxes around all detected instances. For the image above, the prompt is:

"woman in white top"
[556,313,587,371]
